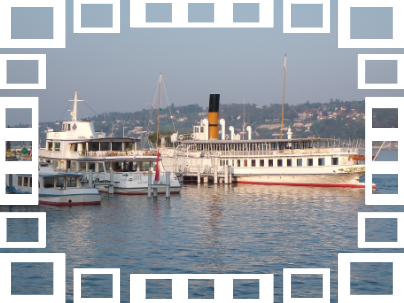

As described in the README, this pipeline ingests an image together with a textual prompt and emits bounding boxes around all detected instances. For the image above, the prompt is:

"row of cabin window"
[47,142,136,152]
[18,177,77,188]
[234,157,339,167]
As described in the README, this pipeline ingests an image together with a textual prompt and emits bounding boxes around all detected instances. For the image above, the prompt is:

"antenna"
[69,91,84,121]
[242,97,246,140]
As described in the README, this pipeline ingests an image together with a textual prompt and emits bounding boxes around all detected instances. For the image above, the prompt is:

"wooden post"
[224,164,228,184]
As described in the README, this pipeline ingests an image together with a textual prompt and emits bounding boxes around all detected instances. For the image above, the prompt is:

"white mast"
[69,91,84,121]
[280,54,287,139]
[156,73,162,148]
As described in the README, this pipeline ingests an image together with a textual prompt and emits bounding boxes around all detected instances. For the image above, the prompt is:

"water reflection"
[0,175,400,303]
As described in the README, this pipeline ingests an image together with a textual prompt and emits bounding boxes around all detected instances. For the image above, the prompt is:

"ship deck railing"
[39,149,147,158]
[180,147,359,158]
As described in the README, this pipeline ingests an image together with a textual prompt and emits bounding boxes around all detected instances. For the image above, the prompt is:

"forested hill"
[36,99,396,144]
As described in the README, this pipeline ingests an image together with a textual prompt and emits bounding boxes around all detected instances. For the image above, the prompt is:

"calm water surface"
[1,150,400,302]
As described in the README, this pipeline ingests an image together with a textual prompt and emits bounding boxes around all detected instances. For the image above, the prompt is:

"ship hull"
[38,193,101,206]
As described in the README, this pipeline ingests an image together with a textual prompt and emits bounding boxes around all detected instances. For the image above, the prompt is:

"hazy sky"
[1,0,403,125]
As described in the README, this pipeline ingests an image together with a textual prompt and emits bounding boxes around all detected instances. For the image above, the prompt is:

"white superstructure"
[163,122,372,188]
[38,91,181,195]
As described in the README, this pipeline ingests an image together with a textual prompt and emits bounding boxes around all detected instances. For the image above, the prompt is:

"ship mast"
[69,91,84,121]
[280,54,287,139]
[243,96,246,140]
[156,73,162,148]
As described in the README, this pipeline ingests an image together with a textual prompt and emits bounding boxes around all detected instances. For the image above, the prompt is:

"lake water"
[1,149,400,302]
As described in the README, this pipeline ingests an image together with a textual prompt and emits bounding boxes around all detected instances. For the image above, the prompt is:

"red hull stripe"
[39,200,101,206]
[236,181,376,189]
[98,190,181,195]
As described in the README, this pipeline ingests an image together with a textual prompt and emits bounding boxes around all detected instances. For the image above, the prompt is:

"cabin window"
[200,127,204,133]
[43,177,54,188]
[260,159,264,167]
[31,164,39,170]
[237,160,241,167]
[18,176,22,186]
[54,142,60,151]
[100,142,109,150]
[89,142,98,151]
[244,159,248,167]
[29,177,32,187]
[332,157,339,165]
[67,177,77,187]
[67,124,71,130]
[318,158,325,166]
[98,163,104,172]
[112,142,120,151]
[88,162,96,171]
[47,142,53,150]
[297,159,302,166]
[287,159,292,167]
[277,159,282,167]
[195,127,199,133]
[307,158,313,166]
[268,159,273,167]
[79,162,86,171]
[127,142,134,150]
[251,160,256,167]
[56,177,64,188]
[70,143,78,151]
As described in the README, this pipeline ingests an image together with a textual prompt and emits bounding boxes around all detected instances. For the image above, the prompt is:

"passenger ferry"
[161,94,373,188]
[38,91,181,195]
[6,162,102,206]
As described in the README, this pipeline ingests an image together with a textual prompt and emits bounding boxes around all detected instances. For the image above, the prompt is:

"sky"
[1,0,403,125]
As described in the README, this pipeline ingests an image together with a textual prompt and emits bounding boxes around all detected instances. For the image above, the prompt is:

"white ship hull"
[234,172,368,188]
[39,192,101,206]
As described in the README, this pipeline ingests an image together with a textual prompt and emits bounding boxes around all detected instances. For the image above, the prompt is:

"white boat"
[38,91,181,195]
[6,162,102,206]
[161,93,375,189]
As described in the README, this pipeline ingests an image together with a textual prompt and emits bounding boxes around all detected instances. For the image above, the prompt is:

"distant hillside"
[35,99,396,146]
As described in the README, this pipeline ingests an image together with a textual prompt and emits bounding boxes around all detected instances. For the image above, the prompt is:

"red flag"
[154,150,161,182]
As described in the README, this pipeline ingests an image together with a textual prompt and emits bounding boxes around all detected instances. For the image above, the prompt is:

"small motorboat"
[0,161,101,206]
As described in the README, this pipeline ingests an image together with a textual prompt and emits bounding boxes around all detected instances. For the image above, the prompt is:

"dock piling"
[214,162,218,184]
[108,169,114,194]
[148,170,152,198]
[8,174,13,194]
[89,169,93,187]
[166,172,170,199]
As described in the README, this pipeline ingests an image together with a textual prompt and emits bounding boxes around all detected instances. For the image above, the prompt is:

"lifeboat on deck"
[349,155,375,161]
